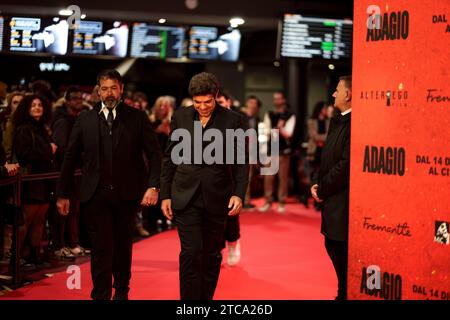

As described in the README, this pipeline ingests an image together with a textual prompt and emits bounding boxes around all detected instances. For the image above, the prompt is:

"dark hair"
[1,91,24,118]
[273,90,286,98]
[12,94,51,127]
[30,79,51,93]
[311,101,327,119]
[246,95,262,108]
[31,79,55,103]
[339,75,352,90]
[132,91,148,101]
[188,72,220,97]
[64,85,82,100]
[97,69,123,85]
[217,88,231,101]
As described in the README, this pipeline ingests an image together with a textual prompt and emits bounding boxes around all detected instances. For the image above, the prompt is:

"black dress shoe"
[113,291,129,300]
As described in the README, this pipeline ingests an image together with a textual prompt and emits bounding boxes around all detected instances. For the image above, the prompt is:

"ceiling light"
[229,17,245,28]
[58,9,73,16]
[159,18,166,24]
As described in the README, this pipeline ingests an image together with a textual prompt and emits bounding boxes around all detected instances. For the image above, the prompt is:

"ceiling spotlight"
[58,9,73,16]
[328,64,335,70]
[274,61,280,67]
[185,0,198,10]
[81,14,86,19]
[229,17,245,28]
[159,18,166,24]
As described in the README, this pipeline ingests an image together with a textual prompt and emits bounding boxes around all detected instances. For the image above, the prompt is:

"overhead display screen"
[8,16,69,55]
[280,14,353,60]
[0,16,4,52]
[130,23,184,59]
[71,20,129,57]
[188,26,241,61]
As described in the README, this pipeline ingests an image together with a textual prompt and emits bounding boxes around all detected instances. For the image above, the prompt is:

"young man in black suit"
[160,72,249,300]
[56,70,162,300]
[311,75,352,300]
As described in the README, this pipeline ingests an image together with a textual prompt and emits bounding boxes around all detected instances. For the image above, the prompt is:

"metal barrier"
[0,170,81,287]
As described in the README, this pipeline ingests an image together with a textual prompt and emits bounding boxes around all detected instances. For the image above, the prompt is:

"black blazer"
[316,112,351,242]
[57,103,162,203]
[160,105,249,213]
[13,121,54,203]
[0,137,5,177]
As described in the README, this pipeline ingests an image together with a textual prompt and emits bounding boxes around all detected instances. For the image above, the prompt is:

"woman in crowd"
[148,96,174,230]
[1,91,25,161]
[12,94,56,267]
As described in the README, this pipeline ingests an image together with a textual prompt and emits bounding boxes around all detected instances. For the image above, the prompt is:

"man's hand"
[161,199,173,220]
[50,143,58,154]
[310,184,323,203]
[228,196,243,216]
[141,188,159,206]
[4,163,20,176]
[57,198,70,216]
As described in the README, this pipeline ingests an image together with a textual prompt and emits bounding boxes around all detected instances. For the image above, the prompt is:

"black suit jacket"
[160,105,249,213]
[316,112,351,242]
[57,103,162,203]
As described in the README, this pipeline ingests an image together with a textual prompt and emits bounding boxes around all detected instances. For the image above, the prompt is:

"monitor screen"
[280,14,353,60]
[0,16,4,52]
[130,23,184,59]
[7,16,69,55]
[71,20,129,57]
[189,26,241,61]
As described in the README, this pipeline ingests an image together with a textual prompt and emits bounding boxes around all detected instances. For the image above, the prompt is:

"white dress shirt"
[341,108,352,116]
[99,102,117,120]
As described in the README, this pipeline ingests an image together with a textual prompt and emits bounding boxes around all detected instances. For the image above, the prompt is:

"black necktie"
[106,108,114,133]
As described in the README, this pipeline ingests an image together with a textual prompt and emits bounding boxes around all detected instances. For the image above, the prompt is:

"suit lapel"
[113,103,127,152]
[187,106,196,137]
[89,106,100,153]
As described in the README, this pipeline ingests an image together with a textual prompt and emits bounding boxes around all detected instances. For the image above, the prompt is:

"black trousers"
[52,198,80,249]
[82,187,137,300]
[223,215,240,249]
[174,190,228,300]
[324,237,348,300]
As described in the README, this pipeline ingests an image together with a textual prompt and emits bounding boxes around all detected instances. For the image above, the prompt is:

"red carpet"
[0,199,336,300]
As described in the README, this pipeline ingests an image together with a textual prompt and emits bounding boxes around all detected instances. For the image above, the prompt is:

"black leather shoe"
[113,291,129,300]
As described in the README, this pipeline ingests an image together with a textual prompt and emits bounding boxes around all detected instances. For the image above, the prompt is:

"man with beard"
[56,70,162,300]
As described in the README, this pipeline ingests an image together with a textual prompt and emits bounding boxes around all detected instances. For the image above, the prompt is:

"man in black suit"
[160,72,248,300]
[56,70,162,300]
[311,75,352,300]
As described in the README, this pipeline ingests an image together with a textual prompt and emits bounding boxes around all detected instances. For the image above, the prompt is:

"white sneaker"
[54,247,76,259]
[257,203,271,212]
[70,245,91,256]
[70,246,83,256]
[227,241,241,266]
[277,204,285,213]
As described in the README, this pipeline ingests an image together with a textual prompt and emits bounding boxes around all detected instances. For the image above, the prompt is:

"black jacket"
[316,112,351,242]
[0,129,7,177]
[160,105,249,213]
[13,120,55,203]
[51,105,78,168]
[56,103,162,203]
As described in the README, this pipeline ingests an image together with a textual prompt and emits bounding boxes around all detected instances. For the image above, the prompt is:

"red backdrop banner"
[349,0,450,300]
